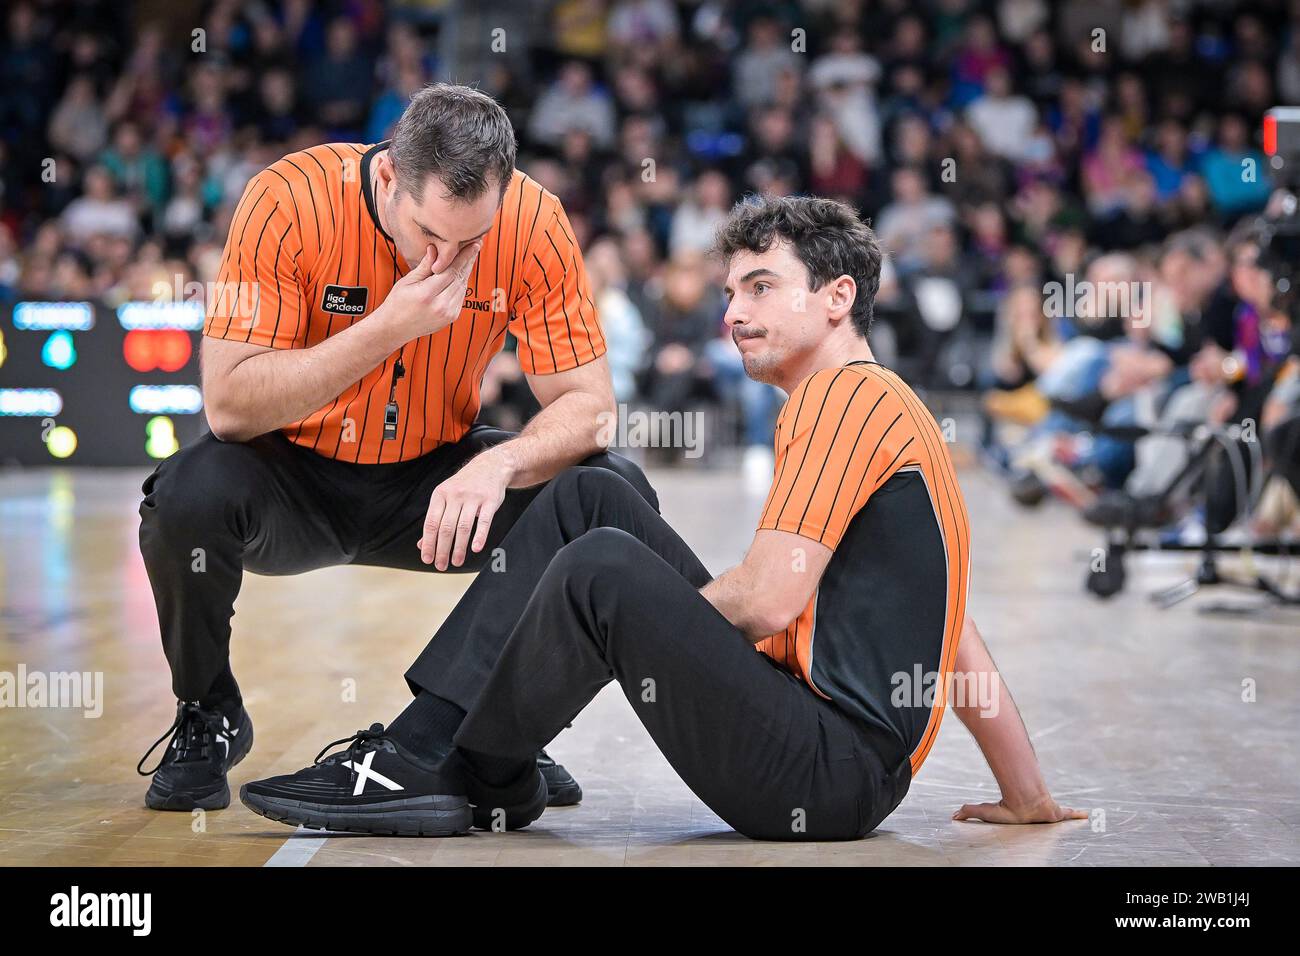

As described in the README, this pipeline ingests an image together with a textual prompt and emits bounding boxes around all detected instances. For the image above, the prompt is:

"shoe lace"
[136,702,229,776]
[313,722,388,784]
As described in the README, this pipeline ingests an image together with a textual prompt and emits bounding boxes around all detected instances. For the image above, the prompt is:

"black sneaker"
[465,759,549,832]
[239,723,471,836]
[138,701,254,811]
[538,749,582,807]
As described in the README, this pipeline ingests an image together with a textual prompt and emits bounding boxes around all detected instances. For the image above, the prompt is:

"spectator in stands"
[1200,113,1273,219]
[987,283,1060,393]
[586,236,651,404]
[950,14,1012,108]
[1082,116,1146,219]
[637,254,724,428]
[966,65,1038,163]
[808,113,870,206]
[808,32,883,166]
[306,17,374,138]
[607,0,681,60]
[1145,118,1196,204]
[160,154,208,243]
[529,60,618,150]
[100,121,169,219]
[732,15,802,111]
[875,165,957,275]
[61,166,138,246]
[669,170,732,258]
[48,76,109,164]
[941,121,1014,208]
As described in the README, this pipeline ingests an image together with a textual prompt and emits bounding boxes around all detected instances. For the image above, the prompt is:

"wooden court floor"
[1,463,1297,866]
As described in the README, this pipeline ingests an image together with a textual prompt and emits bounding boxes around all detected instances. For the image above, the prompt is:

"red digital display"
[123,329,192,373]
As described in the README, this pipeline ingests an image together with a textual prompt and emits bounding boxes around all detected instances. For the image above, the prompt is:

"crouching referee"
[136,84,653,812]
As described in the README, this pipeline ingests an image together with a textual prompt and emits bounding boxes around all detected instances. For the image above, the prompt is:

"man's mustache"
[732,326,766,345]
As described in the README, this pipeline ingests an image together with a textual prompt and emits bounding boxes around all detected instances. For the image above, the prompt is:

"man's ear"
[375,153,396,189]
[826,274,857,326]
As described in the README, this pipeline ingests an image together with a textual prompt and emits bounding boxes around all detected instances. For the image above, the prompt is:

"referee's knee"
[546,463,652,513]
[140,433,254,527]
[576,450,659,511]
[548,528,655,610]
[554,526,641,571]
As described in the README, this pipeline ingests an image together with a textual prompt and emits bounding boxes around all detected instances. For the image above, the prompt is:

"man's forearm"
[952,616,1053,809]
[702,561,790,642]
[206,309,407,441]
[700,566,768,640]
[484,387,612,488]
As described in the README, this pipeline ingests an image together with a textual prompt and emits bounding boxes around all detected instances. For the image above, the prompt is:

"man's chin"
[742,352,781,385]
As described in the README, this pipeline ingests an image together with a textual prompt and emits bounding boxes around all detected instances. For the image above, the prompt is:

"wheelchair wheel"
[1086,547,1126,599]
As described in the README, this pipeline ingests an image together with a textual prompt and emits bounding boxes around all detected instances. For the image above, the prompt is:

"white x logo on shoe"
[343,750,404,797]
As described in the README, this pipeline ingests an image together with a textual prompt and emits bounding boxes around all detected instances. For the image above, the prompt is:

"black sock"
[199,663,242,721]
[387,691,465,759]
[461,747,534,788]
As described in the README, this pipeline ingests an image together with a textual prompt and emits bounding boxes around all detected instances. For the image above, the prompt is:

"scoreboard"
[0,300,208,466]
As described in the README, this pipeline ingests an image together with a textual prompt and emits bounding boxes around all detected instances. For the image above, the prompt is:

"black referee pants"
[138,426,657,702]
[406,467,912,841]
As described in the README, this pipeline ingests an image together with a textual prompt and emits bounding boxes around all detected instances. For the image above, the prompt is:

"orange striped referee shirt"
[755,361,971,775]
[203,141,605,464]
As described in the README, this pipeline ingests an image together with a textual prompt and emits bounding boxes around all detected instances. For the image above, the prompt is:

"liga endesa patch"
[321,284,370,315]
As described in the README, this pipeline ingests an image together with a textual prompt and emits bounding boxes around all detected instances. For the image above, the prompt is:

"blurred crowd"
[980,215,1300,541]
[1,0,1299,521]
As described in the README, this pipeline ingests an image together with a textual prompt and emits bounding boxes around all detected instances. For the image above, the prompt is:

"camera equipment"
[1085,420,1299,613]
[1259,108,1300,328]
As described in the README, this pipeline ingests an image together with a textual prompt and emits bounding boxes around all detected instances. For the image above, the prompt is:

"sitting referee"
[240,196,1083,839]
[136,84,653,812]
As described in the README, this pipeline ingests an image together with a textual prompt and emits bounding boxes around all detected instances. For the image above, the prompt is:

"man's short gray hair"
[389,84,517,203]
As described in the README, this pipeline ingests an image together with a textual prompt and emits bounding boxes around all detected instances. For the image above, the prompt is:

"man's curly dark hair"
[713,195,883,337]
